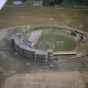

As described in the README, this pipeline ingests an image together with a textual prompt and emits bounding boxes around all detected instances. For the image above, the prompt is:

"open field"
[0,7,88,31]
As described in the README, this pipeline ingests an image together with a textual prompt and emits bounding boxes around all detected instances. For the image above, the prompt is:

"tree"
[55,0,63,5]
[43,0,54,6]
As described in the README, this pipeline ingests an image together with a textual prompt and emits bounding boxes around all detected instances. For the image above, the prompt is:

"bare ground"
[2,72,86,88]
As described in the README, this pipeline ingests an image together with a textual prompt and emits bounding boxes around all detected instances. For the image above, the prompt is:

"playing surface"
[35,30,76,51]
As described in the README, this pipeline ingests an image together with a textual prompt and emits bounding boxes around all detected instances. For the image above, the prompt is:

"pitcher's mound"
[3,72,85,88]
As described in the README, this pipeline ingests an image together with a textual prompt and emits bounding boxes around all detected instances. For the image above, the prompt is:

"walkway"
[54,51,77,55]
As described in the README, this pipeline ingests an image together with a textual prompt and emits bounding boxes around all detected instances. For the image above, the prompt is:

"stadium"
[7,25,88,64]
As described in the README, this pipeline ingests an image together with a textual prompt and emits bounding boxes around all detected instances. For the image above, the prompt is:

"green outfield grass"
[35,31,76,51]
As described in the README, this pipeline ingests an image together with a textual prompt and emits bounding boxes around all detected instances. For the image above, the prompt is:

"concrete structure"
[8,29,49,63]
[8,25,87,63]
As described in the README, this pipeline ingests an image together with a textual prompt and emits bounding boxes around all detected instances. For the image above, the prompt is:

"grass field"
[35,30,76,51]
[0,7,88,31]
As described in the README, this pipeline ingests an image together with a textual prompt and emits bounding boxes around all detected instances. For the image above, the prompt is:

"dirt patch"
[2,72,86,88]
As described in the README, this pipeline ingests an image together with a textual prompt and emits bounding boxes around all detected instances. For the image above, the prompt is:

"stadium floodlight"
[0,0,7,10]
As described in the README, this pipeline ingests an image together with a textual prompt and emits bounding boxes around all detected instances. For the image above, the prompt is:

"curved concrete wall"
[9,31,48,63]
